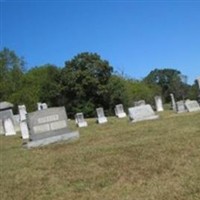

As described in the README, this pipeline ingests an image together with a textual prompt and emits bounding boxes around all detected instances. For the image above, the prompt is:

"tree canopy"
[0,48,197,116]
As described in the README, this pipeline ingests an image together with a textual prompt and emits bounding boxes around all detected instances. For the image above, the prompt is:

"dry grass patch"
[0,111,200,200]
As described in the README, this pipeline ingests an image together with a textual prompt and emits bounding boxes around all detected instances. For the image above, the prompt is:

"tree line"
[0,48,199,117]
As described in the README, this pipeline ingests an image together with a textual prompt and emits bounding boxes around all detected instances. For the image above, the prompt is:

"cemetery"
[0,48,200,199]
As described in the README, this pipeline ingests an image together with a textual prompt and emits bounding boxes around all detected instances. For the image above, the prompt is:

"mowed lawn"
[0,111,200,200]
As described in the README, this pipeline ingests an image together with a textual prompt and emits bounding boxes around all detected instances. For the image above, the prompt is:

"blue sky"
[1,0,200,84]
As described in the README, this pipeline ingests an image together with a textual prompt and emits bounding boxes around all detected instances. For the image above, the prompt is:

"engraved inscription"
[38,114,59,124]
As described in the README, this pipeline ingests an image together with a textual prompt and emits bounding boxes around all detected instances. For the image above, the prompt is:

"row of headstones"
[170,93,200,113]
[75,96,164,127]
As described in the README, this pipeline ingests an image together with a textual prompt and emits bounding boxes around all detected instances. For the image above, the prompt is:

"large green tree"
[61,52,113,117]
[143,68,189,102]
[0,48,25,102]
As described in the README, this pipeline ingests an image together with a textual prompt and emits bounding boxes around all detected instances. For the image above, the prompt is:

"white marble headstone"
[154,96,164,112]
[4,118,16,136]
[75,113,88,128]
[170,93,176,111]
[96,107,107,124]
[128,104,159,123]
[115,104,126,118]
[185,100,200,112]
[18,105,27,121]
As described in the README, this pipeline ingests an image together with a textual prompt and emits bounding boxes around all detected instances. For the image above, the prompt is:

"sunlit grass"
[0,111,200,200]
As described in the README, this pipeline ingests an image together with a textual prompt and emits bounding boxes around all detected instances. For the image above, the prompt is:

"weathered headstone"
[176,101,187,113]
[170,93,176,111]
[128,104,159,123]
[96,107,107,124]
[134,100,146,107]
[75,113,88,127]
[4,118,16,136]
[18,105,27,121]
[0,102,16,136]
[185,100,200,112]
[18,105,29,139]
[154,96,164,112]
[25,107,79,148]
[115,104,127,118]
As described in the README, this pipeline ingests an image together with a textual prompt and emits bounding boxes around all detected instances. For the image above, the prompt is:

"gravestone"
[18,105,29,139]
[170,93,176,111]
[115,104,127,118]
[25,107,79,148]
[75,113,88,127]
[154,96,164,112]
[176,101,187,113]
[96,107,108,124]
[18,105,27,121]
[0,103,16,136]
[134,100,146,107]
[37,102,48,111]
[128,104,159,123]
[185,100,200,112]
[4,118,16,136]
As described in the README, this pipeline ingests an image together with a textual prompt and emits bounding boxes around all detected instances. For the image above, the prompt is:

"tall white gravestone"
[18,105,29,139]
[170,93,176,111]
[154,96,164,112]
[96,107,108,124]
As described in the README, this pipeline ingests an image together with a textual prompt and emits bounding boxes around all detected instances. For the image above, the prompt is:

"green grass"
[0,111,200,200]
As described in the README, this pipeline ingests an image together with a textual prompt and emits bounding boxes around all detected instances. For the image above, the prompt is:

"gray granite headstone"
[185,100,200,112]
[115,104,126,118]
[75,113,88,127]
[154,96,164,112]
[96,107,108,124]
[128,104,159,123]
[25,107,79,148]
[176,101,187,113]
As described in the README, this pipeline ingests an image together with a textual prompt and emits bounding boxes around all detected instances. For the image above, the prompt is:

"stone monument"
[176,101,187,113]
[128,104,159,123]
[24,106,79,148]
[96,107,108,124]
[18,105,29,140]
[115,104,127,118]
[185,100,200,112]
[0,101,16,136]
[75,113,88,127]
[154,96,164,112]
[170,93,176,111]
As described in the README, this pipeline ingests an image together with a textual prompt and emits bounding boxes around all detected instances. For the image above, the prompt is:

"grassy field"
[0,110,200,200]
